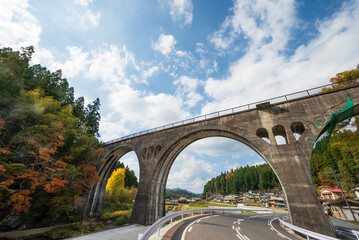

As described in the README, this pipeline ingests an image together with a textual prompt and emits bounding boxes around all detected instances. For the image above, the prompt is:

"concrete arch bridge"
[82,81,359,236]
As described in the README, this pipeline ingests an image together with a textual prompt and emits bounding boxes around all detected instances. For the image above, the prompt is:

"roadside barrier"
[334,225,359,240]
[139,207,273,240]
[278,218,340,240]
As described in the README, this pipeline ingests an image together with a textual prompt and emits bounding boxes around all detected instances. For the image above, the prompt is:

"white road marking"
[235,228,250,240]
[232,226,235,229]
[236,233,245,240]
[188,226,192,232]
[181,215,218,240]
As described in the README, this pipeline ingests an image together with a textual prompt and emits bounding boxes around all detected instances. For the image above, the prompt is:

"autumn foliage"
[106,168,125,195]
[0,47,102,229]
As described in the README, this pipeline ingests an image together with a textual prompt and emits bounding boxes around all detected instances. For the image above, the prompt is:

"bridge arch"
[145,126,288,223]
[83,145,137,218]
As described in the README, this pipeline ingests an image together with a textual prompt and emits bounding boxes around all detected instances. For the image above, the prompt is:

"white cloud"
[74,0,93,7]
[159,0,193,27]
[195,42,205,54]
[58,1,101,30]
[118,152,140,179]
[187,137,250,157]
[174,76,203,108]
[0,0,41,49]
[251,161,266,167]
[203,0,359,114]
[210,0,295,51]
[50,46,89,78]
[167,152,216,193]
[107,84,189,131]
[40,44,187,140]
[152,34,177,55]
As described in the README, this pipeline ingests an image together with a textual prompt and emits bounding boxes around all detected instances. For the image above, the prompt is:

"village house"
[319,188,346,202]
[269,196,286,208]
[327,199,359,221]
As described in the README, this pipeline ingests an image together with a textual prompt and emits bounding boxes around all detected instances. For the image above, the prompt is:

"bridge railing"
[104,79,359,145]
[138,207,274,240]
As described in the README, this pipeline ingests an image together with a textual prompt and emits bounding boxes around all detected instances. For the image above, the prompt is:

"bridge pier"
[264,142,335,236]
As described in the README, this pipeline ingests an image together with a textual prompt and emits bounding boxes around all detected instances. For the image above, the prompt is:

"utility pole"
[329,168,357,221]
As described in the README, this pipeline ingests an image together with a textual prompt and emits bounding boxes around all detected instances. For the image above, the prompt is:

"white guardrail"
[278,218,341,240]
[333,225,359,240]
[138,207,273,240]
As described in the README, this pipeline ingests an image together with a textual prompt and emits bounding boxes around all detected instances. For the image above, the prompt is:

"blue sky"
[1,0,359,193]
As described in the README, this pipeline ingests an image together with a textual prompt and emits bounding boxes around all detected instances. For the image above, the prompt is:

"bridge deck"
[104,79,359,145]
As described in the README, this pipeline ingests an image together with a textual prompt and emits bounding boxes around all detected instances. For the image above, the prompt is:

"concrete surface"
[68,224,149,240]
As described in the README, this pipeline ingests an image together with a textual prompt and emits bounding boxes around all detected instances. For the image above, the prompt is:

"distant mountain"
[165,188,201,199]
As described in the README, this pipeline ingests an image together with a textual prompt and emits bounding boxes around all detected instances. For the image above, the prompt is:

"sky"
[1,0,359,193]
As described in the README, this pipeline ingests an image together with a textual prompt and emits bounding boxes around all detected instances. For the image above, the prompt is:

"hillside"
[165,188,201,199]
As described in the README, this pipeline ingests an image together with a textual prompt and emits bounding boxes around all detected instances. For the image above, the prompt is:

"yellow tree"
[106,168,125,195]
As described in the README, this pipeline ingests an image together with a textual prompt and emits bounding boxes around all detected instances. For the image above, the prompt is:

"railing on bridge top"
[104,79,359,146]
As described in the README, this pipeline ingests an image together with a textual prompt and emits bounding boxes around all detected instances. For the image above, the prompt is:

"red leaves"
[44,178,68,193]
[0,164,5,172]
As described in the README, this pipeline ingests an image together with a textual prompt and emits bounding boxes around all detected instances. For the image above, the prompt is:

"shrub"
[113,215,129,226]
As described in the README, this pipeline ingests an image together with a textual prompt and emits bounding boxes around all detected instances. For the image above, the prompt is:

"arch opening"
[256,128,270,144]
[290,122,305,141]
[272,125,288,145]
[162,135,285,214]
[100,150,139,220]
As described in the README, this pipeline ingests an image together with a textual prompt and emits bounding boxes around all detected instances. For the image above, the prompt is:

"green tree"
[0,46,102,228]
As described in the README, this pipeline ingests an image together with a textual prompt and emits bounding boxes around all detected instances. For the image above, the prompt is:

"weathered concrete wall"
[83,85,359,236]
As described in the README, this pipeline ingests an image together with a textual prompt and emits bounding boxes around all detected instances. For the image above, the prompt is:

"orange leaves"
[0,148,10,155]
[0,179,14,188]
[6,190,32,213]
[38,147,52,161]
[0,164,5,172]
[55,160,67,169]
[44,178,68,193]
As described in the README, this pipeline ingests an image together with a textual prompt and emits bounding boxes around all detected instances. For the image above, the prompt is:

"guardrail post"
[170,219,173,224]
[157,228,160,237]
[192,212,193,216]
[182,214,183,219]
[138,233,143,240]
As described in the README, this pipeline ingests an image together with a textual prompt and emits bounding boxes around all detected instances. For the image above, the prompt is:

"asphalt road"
[162,213,302,240]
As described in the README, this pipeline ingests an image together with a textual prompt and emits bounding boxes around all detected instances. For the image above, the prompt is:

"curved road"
[162,213,302,240]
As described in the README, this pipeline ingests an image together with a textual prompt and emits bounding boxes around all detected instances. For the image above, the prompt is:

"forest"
[203,163,280,196]
[0,46,103,230]
[311,64,359,194]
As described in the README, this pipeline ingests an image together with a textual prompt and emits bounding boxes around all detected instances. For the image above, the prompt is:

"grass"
[43,221,106,239]
[165,205,174,212]
[188,205,207,210]
[208,202,235,207]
